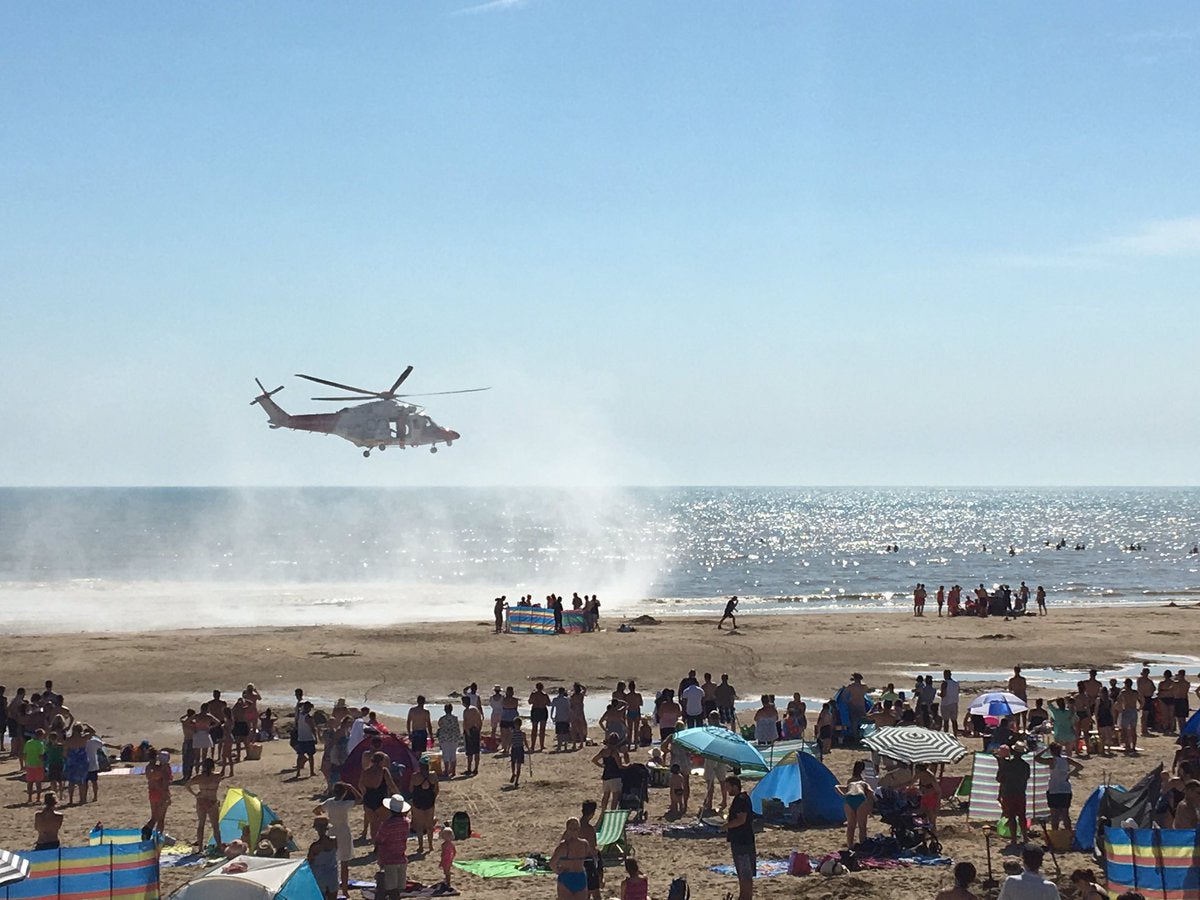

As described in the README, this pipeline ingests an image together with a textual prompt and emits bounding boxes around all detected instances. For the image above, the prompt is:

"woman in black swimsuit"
[409,758,439,853]
[357,751,397,842]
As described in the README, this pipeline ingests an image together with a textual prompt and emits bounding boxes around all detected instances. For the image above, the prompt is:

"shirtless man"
[1081,670,1103,714]
[499,687,520,754]
[406,696,432,754]
[1173,671,1191,736]
[1137,667,1157,736]
[656,691,682,740]
[1008,666,1028,730]
[462,696,483,775]
[34,792,63,850]
[527,683,550,752]
[1159,671,1177,736]
[142,751,172,839]
[231,695,252,762]
[1115,679,1142,753]
[845,674,871,744]
[186,758,225,851]
[1174,780,1200,829]
[715,675,737,725]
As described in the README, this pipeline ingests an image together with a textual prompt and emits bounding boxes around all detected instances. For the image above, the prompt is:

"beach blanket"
[966,751,1048,822]
[360,884,460,898]
[453,859,554,878]
[628,821,717,839]
[709,859,790,878]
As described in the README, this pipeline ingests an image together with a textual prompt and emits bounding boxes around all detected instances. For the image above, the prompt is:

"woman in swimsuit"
[186,758,225,851]
[409,758,440,853]
[357,751,398,842]
[592,733,629,812]
[549,816,591,900]
[190,704,218,765]
[1095,688,1116,753]
[754,695,778,745]
[836,760,873,848]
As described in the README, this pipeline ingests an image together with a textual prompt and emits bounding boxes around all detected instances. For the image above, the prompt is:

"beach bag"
[1045,828,1072,852]
[666,875,689,900]
[451,811,471,840]
[788,851,812,876]
[244,743,263,761]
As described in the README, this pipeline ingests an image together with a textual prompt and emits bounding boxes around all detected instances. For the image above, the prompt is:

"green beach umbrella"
[673,726,769,773]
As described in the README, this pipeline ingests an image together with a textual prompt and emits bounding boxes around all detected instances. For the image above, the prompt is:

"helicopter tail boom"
[251,379,293,427]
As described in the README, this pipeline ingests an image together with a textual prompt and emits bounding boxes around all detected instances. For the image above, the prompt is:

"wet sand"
[1,604,1198,898]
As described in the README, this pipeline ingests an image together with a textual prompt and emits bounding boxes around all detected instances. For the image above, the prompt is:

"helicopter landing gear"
[430,446,438,454]
[377,445,386,451]
[362,450,370,458]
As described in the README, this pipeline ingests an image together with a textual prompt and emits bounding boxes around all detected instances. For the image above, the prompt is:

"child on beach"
[25,728,47,803]
[439,825,456,890]
[669,764,685,815]
[509,717,527,787]
[620,858,648,900]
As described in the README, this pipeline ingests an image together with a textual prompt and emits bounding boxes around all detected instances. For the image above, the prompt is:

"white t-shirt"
[681,684,705,717]
[941,679,960,707]
[348,717,365,750]
[997,870,1060,900]
[1046,756,1072,794]
[489,694,504,717]
[85,736,105,773]
[550,696,571,722]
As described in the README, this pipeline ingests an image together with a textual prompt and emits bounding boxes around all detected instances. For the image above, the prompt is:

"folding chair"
[596,808,633,863]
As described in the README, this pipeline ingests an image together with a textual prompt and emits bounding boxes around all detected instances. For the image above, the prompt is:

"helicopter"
[251,367,488,457]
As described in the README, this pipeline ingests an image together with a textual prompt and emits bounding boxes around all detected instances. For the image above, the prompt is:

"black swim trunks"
[530,707,549,724]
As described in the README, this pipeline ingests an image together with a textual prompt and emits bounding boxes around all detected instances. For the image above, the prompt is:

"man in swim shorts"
[461,696,482,776]
[528,683,550,752]
[406,696,432,754]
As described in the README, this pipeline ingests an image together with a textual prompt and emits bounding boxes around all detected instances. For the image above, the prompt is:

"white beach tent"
[170,856,322,900]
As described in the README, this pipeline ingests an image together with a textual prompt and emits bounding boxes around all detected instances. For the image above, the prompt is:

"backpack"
[667,875,689,900]
[451,811,471,840]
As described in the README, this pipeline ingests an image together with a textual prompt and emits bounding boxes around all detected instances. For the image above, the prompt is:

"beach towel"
[360,884,461,898]
[99,764,183,777]
[708,859,790,878]
[453,859,554,878]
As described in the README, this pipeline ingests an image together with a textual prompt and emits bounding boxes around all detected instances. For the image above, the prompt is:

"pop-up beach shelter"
[749,751,845,826]
[170,856,322,900]
[1073,784,1124,852]
[215,788,284,849]
[1183,709,1200,737]
[338,733,420,793]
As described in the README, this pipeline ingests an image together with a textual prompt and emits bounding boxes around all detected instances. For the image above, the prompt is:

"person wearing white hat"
[375,794,411,900]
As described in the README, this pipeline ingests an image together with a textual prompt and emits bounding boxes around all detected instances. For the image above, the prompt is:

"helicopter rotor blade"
[311,395,391,402]
[396,387,491,398]
[387,366,415,395]
[294,374,379,395]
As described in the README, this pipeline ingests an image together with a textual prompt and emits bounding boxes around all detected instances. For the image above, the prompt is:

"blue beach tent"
[750,751,845,826]
[1183,709,1200,737]
[1073,784,1124,852]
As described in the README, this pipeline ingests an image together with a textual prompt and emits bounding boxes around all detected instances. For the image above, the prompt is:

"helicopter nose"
[446,430,461,441]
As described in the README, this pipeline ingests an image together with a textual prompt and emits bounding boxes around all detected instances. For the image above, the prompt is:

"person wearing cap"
[375,794,411,900]
[996,844,1060,899]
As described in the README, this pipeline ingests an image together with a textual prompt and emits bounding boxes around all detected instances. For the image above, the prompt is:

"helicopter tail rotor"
[251,378,285,405]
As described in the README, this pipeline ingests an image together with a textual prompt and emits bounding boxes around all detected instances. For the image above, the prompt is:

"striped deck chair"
[596,808,633,862]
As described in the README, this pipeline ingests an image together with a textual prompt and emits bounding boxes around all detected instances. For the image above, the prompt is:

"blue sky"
[1,3,1197,486]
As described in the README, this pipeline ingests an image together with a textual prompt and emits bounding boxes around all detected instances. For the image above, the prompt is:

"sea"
[1,487,1198,633]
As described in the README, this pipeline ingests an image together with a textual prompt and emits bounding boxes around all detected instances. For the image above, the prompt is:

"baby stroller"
[874,788,942,856]
[618,763,650,823]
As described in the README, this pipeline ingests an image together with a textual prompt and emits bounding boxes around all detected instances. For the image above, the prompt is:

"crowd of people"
[6,645,1200,900]
[493,592,604,633]
[912,582,1048,618]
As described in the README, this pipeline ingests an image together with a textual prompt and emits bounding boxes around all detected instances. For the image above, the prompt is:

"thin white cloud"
[452,0,528,15]
[989,215,1200,269]
[1094,215,1200,258]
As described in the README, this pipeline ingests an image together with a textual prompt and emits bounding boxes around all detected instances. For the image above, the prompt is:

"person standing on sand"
[493,595,507,633]
[936,585,945,617]
[528,683,551,752]
[142,750,172,839]
[186,758,225,851]
[722,775,756,900]
[437,703,461,777]
[1115,679,1141,753]
[314,782,359,899]
[578,800,602,900]
[549,817,591,900]
[716,675,737,725]
[941,670,960,736]
[593,734,628,811]
[294,702,318,779]
[995,745,1030,847]
[406,696,432,755]
[1137,667,1157,735]
[408,758,439,852]
[718,596,739,630]
[1009,667,1028,730]
[179,709,197,781]
[358,751,399,841]
[837,760,873,848]
[625,681,644,751]
[569,684,588,749]
[1036,585,1047,615]
[499,687,520,755]
[375,794,411,900]
[551,687,572,753]
[24,728,46,804]
[462,696,482,775]
[845,674,870,745]
[488,685,504,738]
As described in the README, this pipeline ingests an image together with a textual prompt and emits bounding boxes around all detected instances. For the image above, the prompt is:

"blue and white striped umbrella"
[0,848,31,887]
[967,691,1027,718]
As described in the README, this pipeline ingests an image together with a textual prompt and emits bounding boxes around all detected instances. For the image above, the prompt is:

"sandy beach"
[3,604,1199,898]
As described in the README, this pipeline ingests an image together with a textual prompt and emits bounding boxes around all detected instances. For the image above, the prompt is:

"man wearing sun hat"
[376,794,411,900]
